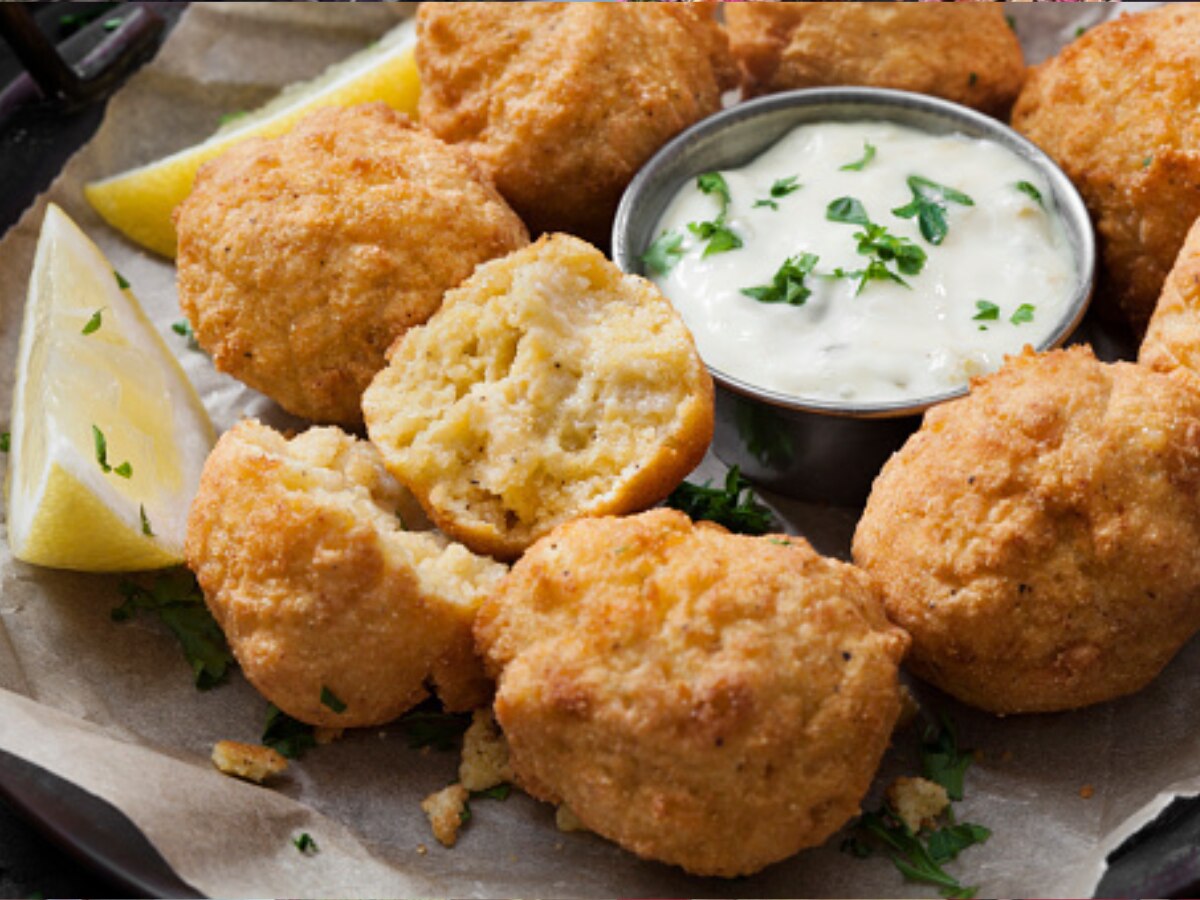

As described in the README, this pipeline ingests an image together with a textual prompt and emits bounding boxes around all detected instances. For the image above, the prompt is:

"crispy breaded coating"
[363,234,714,561]
[725,3,1024,117]
[416,3,738,243]
[175,103,528,426]
[211,740,288,784]
[458,708,513,793]
[421,783,469,848]
[1012,5,1200,334]
[185,420,507,728]
[475,509,909,878]
[1140,217,1200,378]
[886,777,949,835]
[854,347,1200,714]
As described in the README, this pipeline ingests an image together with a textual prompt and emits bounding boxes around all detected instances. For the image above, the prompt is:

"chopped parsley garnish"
[840,141,876,172]
[892,176,974,246]
[113,570,234,690]
[293,833,318,854]
[843,715,989,898]
[397,703,472,751]
[697,171,732,210]
[218,110,249,127]
[754,175,802,209]
[171,319,201,351]
[1010,303,1035,325]
[0,432,9,453]
[103,17,122,31]
[1015,181,1044,208]
[920,716,975,801]
[92,425,132,476]
[263,704,317,759]
[664,466,773,535]
[741,253,819,306]
[139,504,154,537]
[973,300,1000,322]
[688,172,743,257]
[1074,25,1087,39]
[1141,155,1154,170]
[114,271,130,290]
[472,783,513,801]
[826,205,927,295]
[320,686,347,714]
[968,72,978,87]
[826,196,871,227]
[82,309,104,335]
[641,230,685,275]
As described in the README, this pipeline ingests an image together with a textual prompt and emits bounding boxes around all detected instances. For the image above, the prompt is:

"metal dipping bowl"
[612,87,1095,506]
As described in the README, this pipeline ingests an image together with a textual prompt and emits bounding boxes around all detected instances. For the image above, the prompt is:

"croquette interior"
[364,234,712,555]
[244,423,504,609]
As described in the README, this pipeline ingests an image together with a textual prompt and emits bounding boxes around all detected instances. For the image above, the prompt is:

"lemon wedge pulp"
[6,204,215,571]
[84,18,419,258]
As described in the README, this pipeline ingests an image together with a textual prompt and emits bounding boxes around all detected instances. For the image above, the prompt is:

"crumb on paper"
[416,843,428,856]
[896,685,920,729]
[555,803,587,833]
[459,707,514,791]
[314,726,344,745]
[886,776,950,833]
[210,740,287,783]
[422,783,469,847]
[1080,784,1096,799]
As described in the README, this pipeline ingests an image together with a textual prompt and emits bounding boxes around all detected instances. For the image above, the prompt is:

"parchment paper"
[1,3,1193,898]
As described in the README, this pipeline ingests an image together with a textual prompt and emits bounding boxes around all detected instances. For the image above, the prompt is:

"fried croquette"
[362,234,714,562]
[185,420,507,728]
[416,2,738,243]
[1141,217,1200,379]
[725,3,1024,116]
[175,103,529,426]
[1012,5,1200,334]
[474,509,910,877]
[854,347,1200,714]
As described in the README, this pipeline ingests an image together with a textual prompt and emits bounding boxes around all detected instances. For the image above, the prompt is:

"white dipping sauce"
[646,121,1076,405]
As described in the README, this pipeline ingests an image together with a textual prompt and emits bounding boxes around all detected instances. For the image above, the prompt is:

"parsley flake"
[664,467,773,535]
[741,253,820,306]
[920,716,975,801]
[688,172,743,257]
[171,319,201,351]
[973,301,1000,322]
[0,432,9,453]
[398,702,472,751]
[293,833,318,854]
[140,504,154,537]
[92,425,110,472]
[1142,155,1154,170]
[840,142,876,172]
[1010,303,1035,325]
[696,171,732,210]
[753,177,801,210]
[1015,181,1044,208]
[263,704,317,759]
[82,309,104,335]
[103,17,122,32]
[113,570,234,690]
[113,461,133,479]
[641,230,685,275]
[218,110,249,127]
[826,196,871,227]
[472,783,513,801]
[892,176,974,246]
[320,686,347,714]
[114,271,130,290]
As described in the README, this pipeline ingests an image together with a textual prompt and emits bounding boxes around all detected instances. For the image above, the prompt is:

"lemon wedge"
[5,204,215,571]
[84,18,419,258]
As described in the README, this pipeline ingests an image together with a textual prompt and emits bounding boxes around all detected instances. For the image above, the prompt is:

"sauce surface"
[645,121,1077,405]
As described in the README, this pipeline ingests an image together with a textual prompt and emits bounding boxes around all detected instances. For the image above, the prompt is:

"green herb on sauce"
[741,253,820,306]
[892,176,974,246]
[826,196,871,227]
[973,300,1000,322]
[641,230,685,275]
[82,309,104,335]
[140,504,154,537]
[1015,181,1044,208]
[827,203,927,294]
[687,172,743,257]
[840,142,877,172]
[1,432,10,453]
[114,270,130,290]
[753,175,801,210]
[1010,304,1035,325]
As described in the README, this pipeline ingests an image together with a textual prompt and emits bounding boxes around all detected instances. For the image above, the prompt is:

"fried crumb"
[314,727,344,745]
[416,843,428,856]
[422,783,469,847]
[896,685,920,729]
[459,708,514,791]
[1080,784,1095,800]
[555,803,587,833]
[210,740,287,784]
[886,776,950,833]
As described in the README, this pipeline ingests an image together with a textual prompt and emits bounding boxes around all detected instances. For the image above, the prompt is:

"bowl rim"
[612,86,1096,420]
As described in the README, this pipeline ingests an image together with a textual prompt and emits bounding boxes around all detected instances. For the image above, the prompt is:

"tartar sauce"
[643,121,1076,405]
